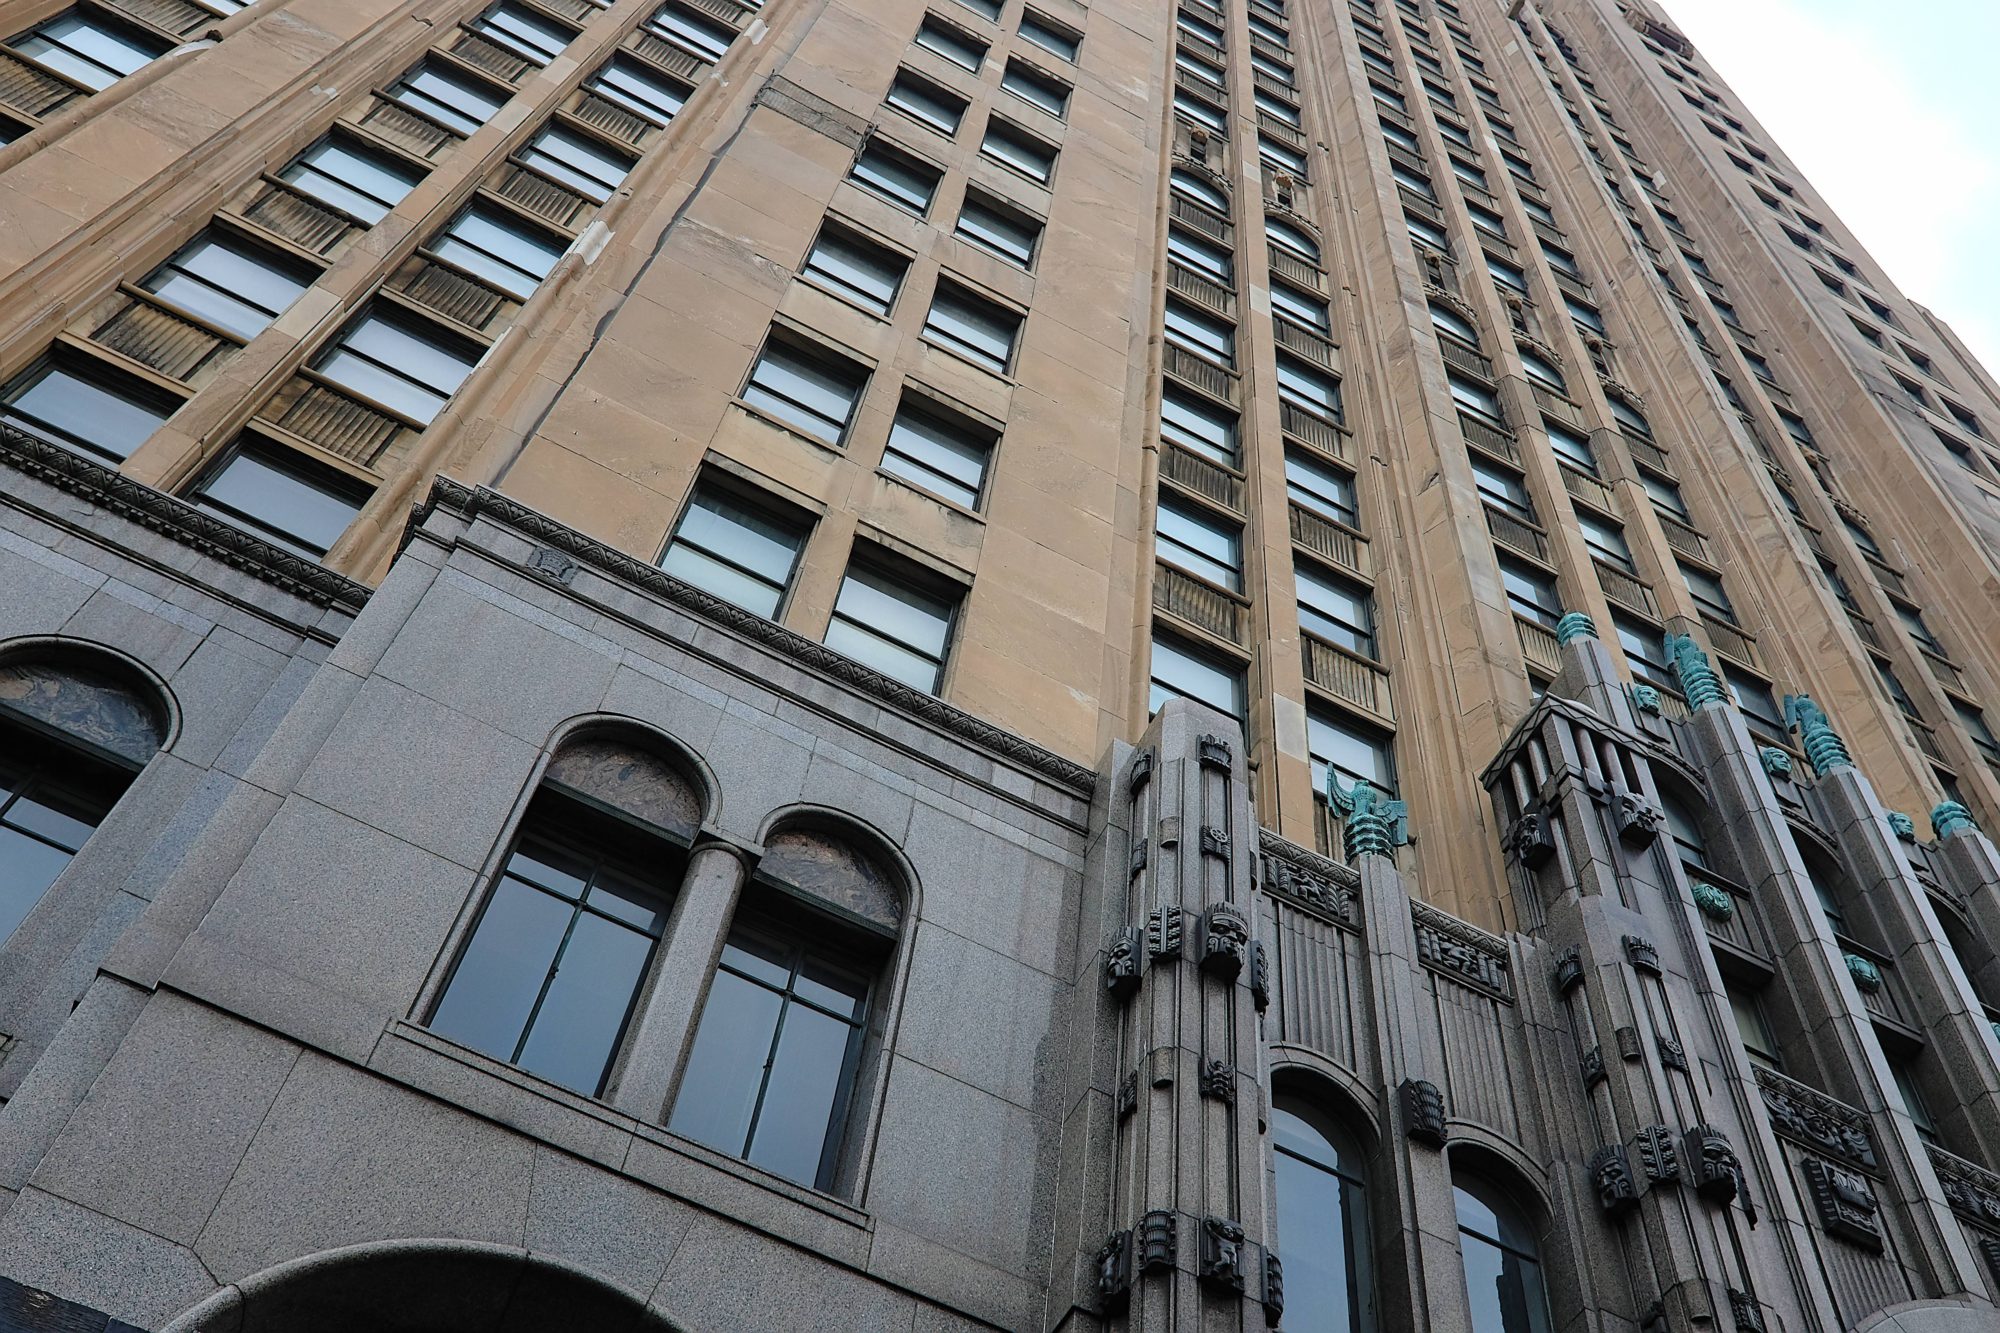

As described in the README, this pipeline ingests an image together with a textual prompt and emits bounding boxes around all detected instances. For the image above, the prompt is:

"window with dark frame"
[585,55,690,126]
[923,281,1022,373]
[430,201,569,301]
[470,1,576,66]
[801,223,910,316]
[886,68,968,136]
[954,190,1042,268]
[849,139,943,215]
[187,442,372,558]
[880,394,996,510]
[0,355,179,462]
[386,58,509,136]
[313,306,481,425]
[140,227,318,341]
[516,123,634,203]
[280,135,427,225]
[741,332,870,445]
[658,476,811,618]
[6,10,168,91]
[823,553,960,693]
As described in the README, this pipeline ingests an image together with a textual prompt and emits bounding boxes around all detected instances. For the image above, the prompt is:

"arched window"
[1272,1096,1372,1332]
[1171,166,1229,213]
[668,822,903,1192]
[428,733,701,1098]
[0,650,166,944]
[1454,1173,1553,1333]
[1266,216,1320,263]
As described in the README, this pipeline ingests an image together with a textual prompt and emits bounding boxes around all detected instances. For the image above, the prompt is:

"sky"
[1657,0,2000,373]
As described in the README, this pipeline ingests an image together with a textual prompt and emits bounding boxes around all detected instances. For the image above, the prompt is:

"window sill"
[727,397,848,457]
[793,275,896,325]
[918,336,1018,386]
[874,466,989,522]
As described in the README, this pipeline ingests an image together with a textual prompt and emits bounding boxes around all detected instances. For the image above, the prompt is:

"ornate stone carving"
[1137,1210,1178,1272]
[1691,879,1735,920]
[1415,903,1513,996]
[1887,811,1916,841]
[1329,777,1410,861]
[1506,805,1558,868]
[1727,1288,1766,1333]
[1784,694,1853,775]
[1117,1071,1138,1120]
[1550,946,1584,996]
[1630,683,1663,715]
[1634,1125,1680,1184]
[1249,940,1270,1013]
[1844,953,1882,994]
[1758,746,1793,781]
[1199,825,1231,860]
[1623,935,1661,974]
[1401,1078,1448,1146]
[1933,800,1979,839]
[1590,1144,1640,1220]
[525,546,578,584]
[1657,1037,1688,1072]
[1105,927,1142,1000]
[1757,1068,1877,1170]
[1198,734,1233,769]
[1261,1251,1285,1326]
[1555,610,1598,644]
[1129,747,1154,794]
[1259,834,1359,924]
[1683,1125,1751,1217]
[1928,1145,2000,1226]
[1664,633,1724,708]
[1198,1217,1248,1293]
[1200,1060,1236,1104]
[1198,904,1250,980]
[1580,1046,1607,1089]
[1148,907,1184,960]
[1129,839,1147,876]
[1618,792,1664,845]
[1802,1158,1882,1250]
[1095,1230,1134,1309]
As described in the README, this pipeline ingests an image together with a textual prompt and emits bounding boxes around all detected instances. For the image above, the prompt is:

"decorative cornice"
[1412,900,1512,1000]
[1258,828,1359,928]
[1754,1067,1877,1172]
[0,422,371,612]
[1931,1146,2000,1230]
[415,478,1099,791]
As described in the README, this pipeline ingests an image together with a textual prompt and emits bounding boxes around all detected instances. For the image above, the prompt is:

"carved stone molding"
[1137,1210,1178,1272]
[1198,734,1233,769]
[1683,1124,1753,1219]
[1802,1158,1883,1251]
[1622,935,1661,974]
[1198,904,1250,980]
[1580,1046,1606,1089]
[1401,1078,1448,1147]
[1727,1288,1767,1333]
[1507,805,1558,867]
[1200,1060,1236,1104]
[1549,945,1584,996]
[1129,747,1154,794]
[1094,1230,1134,1309]
[1617,792,1663,846]
[1261,1251,1285,1326]
[1930,1146,2000,1227]
[1198,1216,1248,1293]
[1249,939,1270,1013]
[1259,831,1358,926]
[1756,1067,1877,1171]
[1413,902,1512,999]
[1148,906,1184,960]
[1200,825,1231,860]
[1117,1071,1138,1120]
[1634,1125,1680,1184]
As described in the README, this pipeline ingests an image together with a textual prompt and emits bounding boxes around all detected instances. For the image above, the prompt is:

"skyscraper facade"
[0,0,1997,1324]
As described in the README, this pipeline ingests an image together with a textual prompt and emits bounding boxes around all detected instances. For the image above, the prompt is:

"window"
[1164,298,1235,368]
[1250,49,1293,85]
[886,69,967,135]
[801,224,909,316]
[915,14,987,70]
[1173,89,1227,134]
[1945,399,1986,439]
[1297,562,1375,656]
[1678,561,1735,623]
[586,56,690,127]
[1392,164,1438,203]
[1178,9,1225,46]
[1564,297,1604,334]
[1,357,176,462]
[188,443,370,558]
[1149,630,1244,718]
[1576,509,1634,571]
[1259,136,1309,179]
[517,124,633,203]
[924,281,1021,373]
[1726,983,1782,1072]
[1019,11,1079,62]
[1889,1058,1940,1147]
[660,478,810,617]
[141,227,316,341]
[1266,217,1320,264]
[7,11,167,91]
[955,0,1000,19]
[1247,12,1289,48]
[1640,471,1690,522]
[956,189,1040,268]
[1539,242,1582,280]
[881,394,995,509]
[980,119,1056,183]
[1279,354,1341,422]
[1500,554,1560,628]
[1407,212,1451,252]
[471,1,575,66]
[387,58,509,136]
[280,135,426,225]
[1449,373,1502,424]
[1272,1099,1373,1333]
[1168,228,1233,286]
[1162,385,1237,465]
[1472,456,1533,521]
[1545,422,1594,473]
[1272,282,1330,334]
[1892,372,1930,410]
[1840,514,1882,559]
[648,3,734,62]
[824,555,959,692]
[1726,666,1785,738]
[1614,614,1673,691]
[1665,798,1708,868]
[742,333,869,445]
[1606,394,1650,437]
[1455,1175,1553,1333]
[314,307,480,424]
[1431,302,1479,344]
[1519,348,1566,392]
[1003,60,1069,117]
[850,140,942,215]
[1155,494,1242,591]
[1954,701,2000,766]
[1379,119,1422,155]
[1171,167,1229,214]
[432,202,568,301]
[1255,88,1301,129]
[1309,708,1395,798]
[1282,452,1356,529]
[1452,158,1490,191]
[1486,256,1528,295]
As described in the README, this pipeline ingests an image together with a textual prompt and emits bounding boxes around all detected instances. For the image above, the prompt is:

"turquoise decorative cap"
[1932,801,1979,840]
[1663,633,1724,709]
[1783,693,1853,776]
[1555,611,1598,646]
[1328,775,1411,863]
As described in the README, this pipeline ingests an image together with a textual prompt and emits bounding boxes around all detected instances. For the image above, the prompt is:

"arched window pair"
[425,728,903,1195]
[1273,1090,1551,1333]
[0,646,167,947]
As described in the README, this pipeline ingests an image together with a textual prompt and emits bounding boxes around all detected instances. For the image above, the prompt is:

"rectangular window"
[8,11,166,91]
[1679,561,1736,623]
[742,333,869,445]
[1613,614,1674,691]
[881,394,995,509]
[954,190,1041,267]
[1155,493,1242,591]
[280,135,426,225]
[1278,354,1340,422]
[1954,701,2000,764]
[1259,136,1309,178]
[1896,602,1947,656]
[1149,630,1244,718]
[801,224,909,316]
[1451,158,1489,190]
[1296,561,1375,656]
[1164,298,1235,369]
[1726,665,1786,737]
[188,442,371,558]
[1002,59,1070,117]
[1946,399,1986,439]
[1500,554,1560,627]
[1640,470,1690,521]
[387,58,508,136]
[471,1,576,66]
[886,69,967,135]
[980,119,1057,183]
[1173,90,1227,134]
[1391,164,1436,202]
[1019,11,1079,61]
[955,0,1000,19]
[1309,707,1395,798]
[1472,456,1533,521]
[1254,88,1301,128]
[915,14,987,70]
[1162,385,1238,465]
[824,556,958,692]
[1449,372,1502,423]
[1546,421,1596,473]
[1576,509,1635,571]
[586,56,690,127]
[1890,1058,1940,1146]
[648,3,735,62]
[660,478,810,617]
[1565,297,1605,334]
[1486,255,1527,293]
[923,281,1021,373]
[1271,282,1329,333]
[314,307,481,424]
[431,201,569,300]
[850,140,942,215]
[1,356,177,461]
[518,124,634,203]
[141,227,317,340]
[1726,984,1782,1072]
[1167,227,1232,284]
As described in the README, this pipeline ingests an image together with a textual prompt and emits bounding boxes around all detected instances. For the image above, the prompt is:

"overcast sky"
[1657,0,2000,373]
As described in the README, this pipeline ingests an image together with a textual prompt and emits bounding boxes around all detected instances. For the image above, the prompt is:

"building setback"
[0,0,1997,1325]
